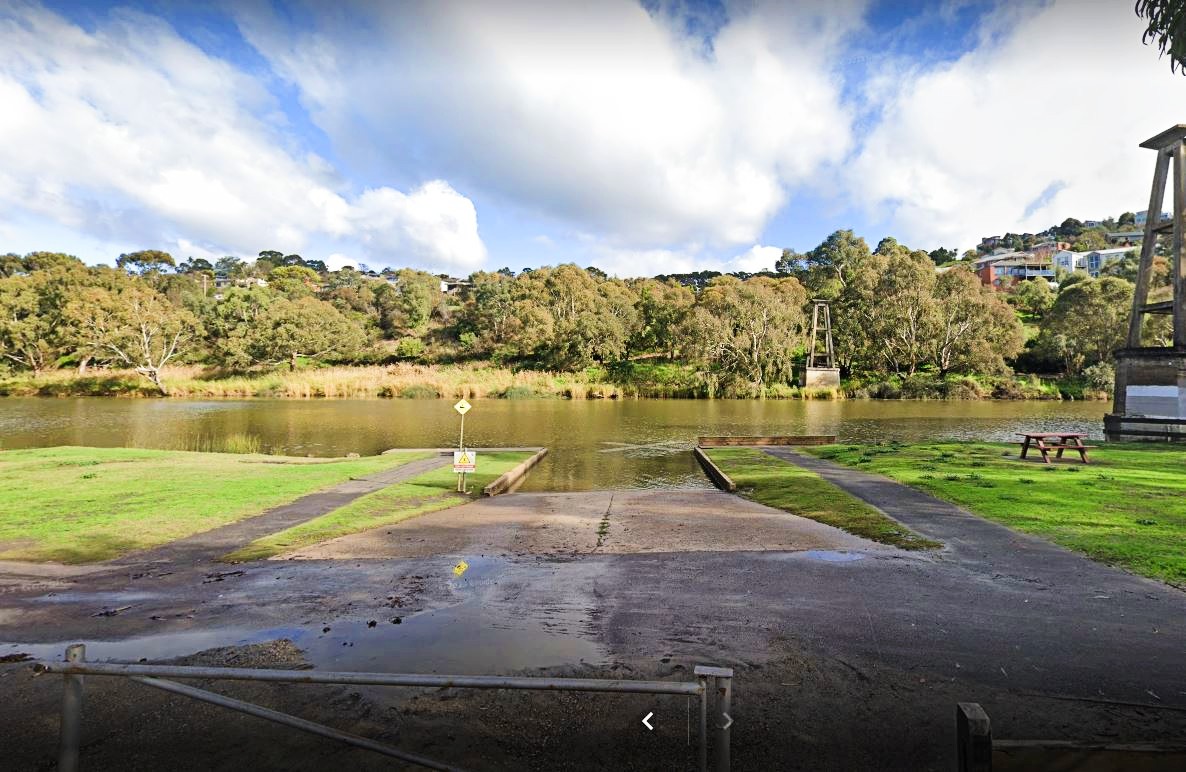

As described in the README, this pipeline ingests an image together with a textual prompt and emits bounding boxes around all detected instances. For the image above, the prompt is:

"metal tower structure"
[1107,124,1186,441]
[801,300,840,388]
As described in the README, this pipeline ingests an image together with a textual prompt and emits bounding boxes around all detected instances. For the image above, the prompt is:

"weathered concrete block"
[800,367,841,388]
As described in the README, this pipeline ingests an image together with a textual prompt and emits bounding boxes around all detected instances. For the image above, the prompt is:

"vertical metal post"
[955,702,992,772]
[698,676,708,772]
[1172,142,1186,349]
[716,671,732,772]
[59,644,86,772]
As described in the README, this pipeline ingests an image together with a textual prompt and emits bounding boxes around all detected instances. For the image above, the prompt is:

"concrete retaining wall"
[693,447,737,492]
[482,448,549,497]
[698,435,837,447]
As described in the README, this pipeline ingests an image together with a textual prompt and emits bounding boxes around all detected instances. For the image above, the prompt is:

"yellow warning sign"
[453,560,469,577]
[453,399,472,415]
[453,450,477,473]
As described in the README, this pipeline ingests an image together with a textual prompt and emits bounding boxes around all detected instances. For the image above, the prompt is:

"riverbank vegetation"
[704,448,941,550]
[1,226,1167,399]
[0,446,432,563]
[224,451,533,561]
[808,442,1186,585]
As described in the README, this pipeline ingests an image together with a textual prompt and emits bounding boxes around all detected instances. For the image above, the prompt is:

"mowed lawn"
[224,451,534,561]
[807,442,1186,585]
[705,448,940,550]
[0,446,434,564]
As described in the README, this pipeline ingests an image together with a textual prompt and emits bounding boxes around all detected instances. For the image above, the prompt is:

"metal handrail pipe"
[34,661,705,696]
[131,676,461,772]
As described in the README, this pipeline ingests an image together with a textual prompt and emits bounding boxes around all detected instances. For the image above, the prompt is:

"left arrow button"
[642,711,654,731]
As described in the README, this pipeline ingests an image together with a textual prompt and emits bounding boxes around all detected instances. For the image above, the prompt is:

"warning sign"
[453,450,477,473]
[453,399,472,415]
[453,560,469,577]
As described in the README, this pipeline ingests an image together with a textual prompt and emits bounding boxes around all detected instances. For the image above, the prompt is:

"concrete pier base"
[800,367,841,388]
[1108,347,1186,441]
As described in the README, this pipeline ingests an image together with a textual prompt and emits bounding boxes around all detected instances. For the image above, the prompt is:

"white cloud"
[848,0,1185,250]
[236,0,863,250]
[0,3,486,272]
[348,181,487,271]
[324,253,357,271]
[724,244,782,273]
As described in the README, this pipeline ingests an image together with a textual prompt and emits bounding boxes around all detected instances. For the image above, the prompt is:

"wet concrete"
[284,488,888,560]
[3,480,1186,769]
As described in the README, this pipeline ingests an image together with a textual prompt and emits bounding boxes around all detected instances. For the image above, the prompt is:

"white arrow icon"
[642,711,654,730]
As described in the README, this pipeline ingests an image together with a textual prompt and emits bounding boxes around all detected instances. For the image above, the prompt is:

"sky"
[1,0,1183,277]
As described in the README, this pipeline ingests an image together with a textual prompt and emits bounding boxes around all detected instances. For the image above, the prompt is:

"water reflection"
[0,397,1106,491]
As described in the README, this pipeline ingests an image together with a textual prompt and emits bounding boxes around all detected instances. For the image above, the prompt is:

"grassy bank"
[0,446,433,563]
[224,451,533,561]
[0,363,1107,400]
[704,448,940,550]
[807,442,1186,584]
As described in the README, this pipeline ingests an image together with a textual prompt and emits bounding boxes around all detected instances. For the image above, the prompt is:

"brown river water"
[0,397,1108,491]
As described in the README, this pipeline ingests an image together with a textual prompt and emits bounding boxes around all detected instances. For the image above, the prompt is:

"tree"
[245,296,367,370]
[214,256,245,278]
[631,279,694,358]
[928,269,1024,376]
[1137,0,1186,74]
[0,261,94,373]
[1118,211,1136,226]
[1071,229,1108,252]
[1036,277,1133,373]
[116,250,175,275]
[803,230,872,297]
[1056,218,1084,239]
[679,276,807,391]
[65,284,201,394]
[267,266,320,298]
[0,253,24,278]
[386,269,442,331]
[1010,278,1055,318]
[928,247,957,266]
[774,248,802,274]
[178,257,214,274]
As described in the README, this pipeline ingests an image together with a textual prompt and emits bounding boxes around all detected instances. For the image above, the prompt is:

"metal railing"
[35,644,734,771]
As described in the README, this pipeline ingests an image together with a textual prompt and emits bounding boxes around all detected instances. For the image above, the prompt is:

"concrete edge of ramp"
[483,448,548,496]
[693,447,736,492]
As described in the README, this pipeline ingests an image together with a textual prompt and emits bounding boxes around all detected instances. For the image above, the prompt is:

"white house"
[1052,250,1086,273]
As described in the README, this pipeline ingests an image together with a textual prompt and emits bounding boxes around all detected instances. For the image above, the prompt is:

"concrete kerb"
[483,448,549,496]
[694,447,737,492]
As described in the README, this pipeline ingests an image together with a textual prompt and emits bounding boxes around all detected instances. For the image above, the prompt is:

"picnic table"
[1017,432,1095,464]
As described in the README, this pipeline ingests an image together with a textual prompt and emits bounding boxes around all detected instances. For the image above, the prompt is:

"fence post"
[59,644,86,772]
[698,674,708,772]
[716,669,732,772]
[956,702,992,772]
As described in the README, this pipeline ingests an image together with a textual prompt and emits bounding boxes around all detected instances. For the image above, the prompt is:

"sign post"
[453,399,472,492]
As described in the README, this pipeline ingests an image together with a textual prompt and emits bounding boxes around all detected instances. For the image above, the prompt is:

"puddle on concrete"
[801,550,865,563]
[33,590,163,605]
[6,556,606,674]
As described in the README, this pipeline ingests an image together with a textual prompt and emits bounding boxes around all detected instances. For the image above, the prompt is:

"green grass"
[806,442,1186,585]
[704,448,940,550]
[223,451,534,561]
[0,447,434,564]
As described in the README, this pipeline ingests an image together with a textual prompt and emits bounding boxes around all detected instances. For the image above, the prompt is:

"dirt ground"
[4,480,1186,770]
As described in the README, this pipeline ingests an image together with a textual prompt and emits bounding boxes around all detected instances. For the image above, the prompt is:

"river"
[0,398,1109,491]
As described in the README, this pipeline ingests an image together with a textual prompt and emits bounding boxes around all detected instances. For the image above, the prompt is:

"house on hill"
[1084,247,1133,276]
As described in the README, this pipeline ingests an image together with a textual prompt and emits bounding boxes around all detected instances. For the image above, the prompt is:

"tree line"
[0,229,1163,396]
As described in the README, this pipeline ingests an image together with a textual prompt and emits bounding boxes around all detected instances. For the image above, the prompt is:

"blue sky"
[1,0,1181,275]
